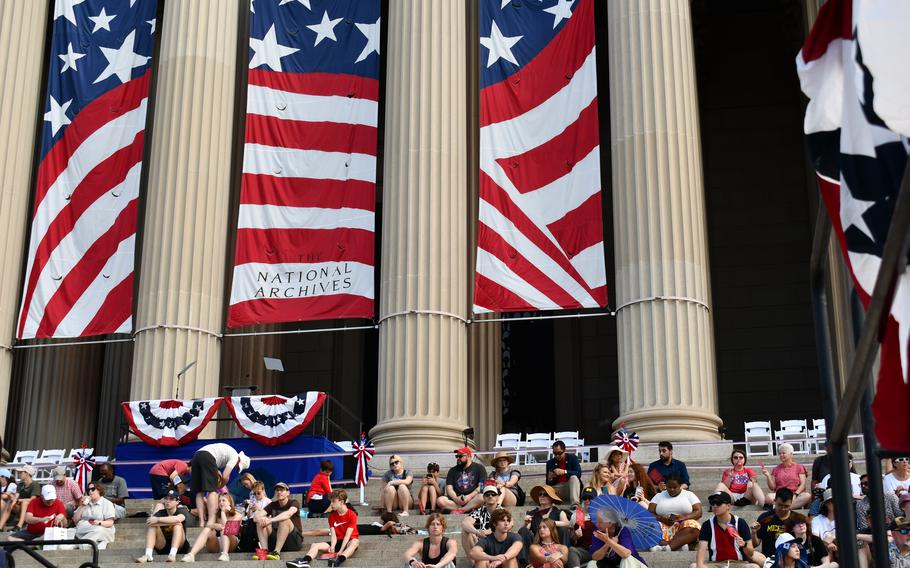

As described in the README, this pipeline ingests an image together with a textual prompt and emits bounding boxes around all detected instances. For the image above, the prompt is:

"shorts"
[155,531,191,555]
[730,491,746,502]
[268,527,302,552]
[308,497,331,515]
[190,450,220,493]
[660,519,700,542]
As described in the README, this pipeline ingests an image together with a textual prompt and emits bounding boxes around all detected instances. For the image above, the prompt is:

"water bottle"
[300,509,308,519]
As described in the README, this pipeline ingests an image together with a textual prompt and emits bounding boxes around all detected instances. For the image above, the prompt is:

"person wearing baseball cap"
[435,447,487,514]
[693,492,760,567]
[135,489,190,563]
[8,484,66,543]
[771,533,809,568]
[460,480,502,554]
[252,481,303,560]
[0,468,18,531]
[1,465,38,532]
[51,465,83,518]
[890,516,910,565]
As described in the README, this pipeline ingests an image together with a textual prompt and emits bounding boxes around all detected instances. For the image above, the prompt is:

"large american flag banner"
[227,0,380,327]
[797,0,910,451]
[473,0,607,313]
[16,0,157,339]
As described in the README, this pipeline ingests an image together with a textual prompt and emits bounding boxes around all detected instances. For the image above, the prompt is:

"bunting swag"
[797,0,910,450]
[226,0,380,327]
[473,0,608,313]
[121,398,222,447]
[224,392,327,446]
[17,0,157,339]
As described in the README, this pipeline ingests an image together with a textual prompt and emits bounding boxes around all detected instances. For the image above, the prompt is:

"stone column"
[371,0,469,451]
[130,0,237,410]
[0,0,50,436]
[608,0,722,441]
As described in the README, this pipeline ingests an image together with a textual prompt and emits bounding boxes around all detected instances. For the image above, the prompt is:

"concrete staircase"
[1,456,826,568]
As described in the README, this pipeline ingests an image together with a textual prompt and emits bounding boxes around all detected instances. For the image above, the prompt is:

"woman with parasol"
[590,507,648,567]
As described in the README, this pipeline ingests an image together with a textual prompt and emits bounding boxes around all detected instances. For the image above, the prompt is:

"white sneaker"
[218,553,230,562]
[135,556,153,563]
[399,510,409,516]
[663,545,673,552]
[649,545,663,552]
[180,554,194,563]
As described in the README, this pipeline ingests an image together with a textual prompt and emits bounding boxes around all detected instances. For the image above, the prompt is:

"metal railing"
[1,538,100,568]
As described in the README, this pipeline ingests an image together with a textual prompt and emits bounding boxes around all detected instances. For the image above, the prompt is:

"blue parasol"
[588,494,663,550]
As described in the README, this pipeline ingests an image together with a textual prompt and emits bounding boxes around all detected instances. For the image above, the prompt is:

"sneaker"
[285,559,310,568]
[135,556,153,564]
[253,548,268,561]
[166,556,177,563]
[179,554,194,563]
[649,545,663,552]
[217,553,230,562]
[663,545,673,552]
[399,510,409,516]
[266,551,281,560]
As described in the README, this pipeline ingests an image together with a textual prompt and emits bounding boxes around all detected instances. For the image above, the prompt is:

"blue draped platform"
[114,435,346,499]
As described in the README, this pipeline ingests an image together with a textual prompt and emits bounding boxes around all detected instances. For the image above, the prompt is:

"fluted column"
[130,0,237,412]
[0,1,50,436]
[371,0,469,451]
[608,0,722,441]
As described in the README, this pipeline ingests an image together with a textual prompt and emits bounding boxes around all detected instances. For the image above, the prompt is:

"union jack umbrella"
[612,428,640,456]
[352,432,374,487]
[73,446,95,494]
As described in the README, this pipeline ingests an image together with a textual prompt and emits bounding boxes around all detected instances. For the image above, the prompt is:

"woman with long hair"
[529,519,569,568]
[589,464,611,497]
[181,493,243,562]
[603,447,629,496]
[488,452,522,507]
[622,463,657,505]
[769,533,811,568]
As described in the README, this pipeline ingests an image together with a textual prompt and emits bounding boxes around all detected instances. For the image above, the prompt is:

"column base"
[614,407,722,442]
[370,417,469,452]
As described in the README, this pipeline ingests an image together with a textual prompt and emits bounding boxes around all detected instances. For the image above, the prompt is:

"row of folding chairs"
[744,419,826,457]
[9,448,109,482]
[493,431,590,465]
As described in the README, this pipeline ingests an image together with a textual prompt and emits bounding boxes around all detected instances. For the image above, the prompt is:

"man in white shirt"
[884,457,910,499]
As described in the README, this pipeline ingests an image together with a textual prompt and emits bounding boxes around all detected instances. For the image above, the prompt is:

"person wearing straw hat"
[190,442,250,529]
[603,446,630,496]
[519,485,572,565]
[488,452,523,507]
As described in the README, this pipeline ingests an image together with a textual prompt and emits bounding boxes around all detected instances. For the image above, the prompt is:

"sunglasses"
[897,528,910,535]
[88,486,97,492]
[896,458,909,463]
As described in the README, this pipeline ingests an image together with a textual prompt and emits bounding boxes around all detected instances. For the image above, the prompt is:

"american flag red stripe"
[474,0,608,313]
[18,0,156,340]
[227,0,380,327]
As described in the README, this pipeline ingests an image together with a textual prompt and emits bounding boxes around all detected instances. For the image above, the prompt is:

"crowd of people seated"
[0,438,907,568]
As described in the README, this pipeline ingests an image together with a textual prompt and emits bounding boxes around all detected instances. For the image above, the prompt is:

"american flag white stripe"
[237,204,374,232]
[227,0,380,327]
[17,0,156,340]
[242,144,377,182]
[474,0,607,313]
[246,84,378,126]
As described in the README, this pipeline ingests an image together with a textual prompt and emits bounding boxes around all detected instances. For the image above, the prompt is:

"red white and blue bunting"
[72,447,95,494]
[121,398,223,447]
[352,432,374,487]
[224,392,327,446]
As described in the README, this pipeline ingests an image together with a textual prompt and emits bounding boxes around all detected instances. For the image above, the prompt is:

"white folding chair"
[775,419,810,454]
[524,433,552,464]
[808,418,826,453]
[11,450,38,465]
[36,449,66,465]
[493,433,524,464]
[333,441,354,452]
[744,421,773,457]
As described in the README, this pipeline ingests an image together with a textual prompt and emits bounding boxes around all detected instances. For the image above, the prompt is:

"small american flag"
[227,0,380,326]
[16,0,157,339]
[473,0,608,313]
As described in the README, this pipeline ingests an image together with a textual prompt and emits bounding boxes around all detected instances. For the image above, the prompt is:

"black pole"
[809,208,858,567]
[851,292,890,568]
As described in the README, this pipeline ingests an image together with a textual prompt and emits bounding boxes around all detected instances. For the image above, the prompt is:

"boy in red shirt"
[286,490,359,568]
[305,460,334,516]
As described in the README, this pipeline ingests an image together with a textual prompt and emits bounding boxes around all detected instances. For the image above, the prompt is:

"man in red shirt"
[287,489,360,568]
[9,485,66,542]
[693,492,763,568]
